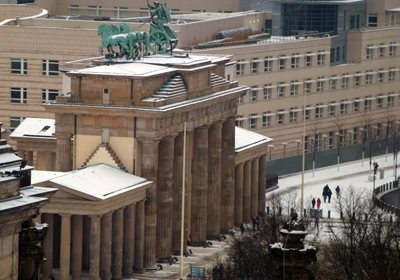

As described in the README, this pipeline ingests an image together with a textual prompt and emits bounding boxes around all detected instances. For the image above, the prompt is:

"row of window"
[236,50,328,75]
[243,67,399,102]
[238,94,399,129]
[366,42,398,59]
[11,59,59,76]
[10,88,59,104]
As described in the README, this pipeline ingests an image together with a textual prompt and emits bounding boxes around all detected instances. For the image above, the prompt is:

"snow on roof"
[31,170,66,185]
[235,126,272,152]
[10,118,55,138]
[49,163,150,200]
[0,153,21,165]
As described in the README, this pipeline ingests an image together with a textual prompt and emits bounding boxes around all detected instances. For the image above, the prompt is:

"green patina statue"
[97,1,178,59]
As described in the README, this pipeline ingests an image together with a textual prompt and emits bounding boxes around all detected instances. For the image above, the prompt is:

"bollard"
[340,211,343,219]
[304,209,307,217]
[390,215,393,223]
[267,206,270,215]
[328,210,331,219]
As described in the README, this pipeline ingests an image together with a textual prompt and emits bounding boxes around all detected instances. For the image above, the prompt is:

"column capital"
[137,137,161,144]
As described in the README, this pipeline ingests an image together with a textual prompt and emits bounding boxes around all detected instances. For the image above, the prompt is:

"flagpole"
[179,122,187,279]
[300,92,306,219]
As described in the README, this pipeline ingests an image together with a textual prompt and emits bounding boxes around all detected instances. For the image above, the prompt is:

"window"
[249,114,257,129]
[277,82,286,97]
[328,103,336,116]
[388,68,396,81]
[351,127,359,144]
[291,54,299,69]
[368,14,378,27]
[304,106,311,120]
[11,58,27,75]
[317,50,325,65]
[262,112,271,127]
[42,60,59,76]
[238,95,243,104]
[314,133,321,151]
[329,77,337,91]
[364,97,371,111]
[236,60,245,75]
[264,57,273,72]
[365,71,373,85]
[276,111,284,125]
[114,7,128,18]
[339,129,346,146]
[387,95,395,107]
[290,81,298,96]
[328,132,334,149]
[353,99,360,112]
[379,45,385,57]
[350,15,356,29]
[249,87,258,102]
[315,104,323,119]
[354,72,361,87]
[376,95,384,108]
[316,78,324,92]
[10,117,25,132]
[10,87,27,104]
[304,79,312,94]
[88,6,102,16]
[342,75,349,88]
[251,58,259,74]
[70,5,79,16]
[236,115,243,127]
[340,100,348,114]
[330,48,335,63]
[279,56,286,71]
[378,70,385,83]
[289,108,297,123]
[336,47,340,62]
[263,84,272,99]
[366,45,374,59]
[389,43,397,56]
[305,52,312,67]
[42,89,59,103]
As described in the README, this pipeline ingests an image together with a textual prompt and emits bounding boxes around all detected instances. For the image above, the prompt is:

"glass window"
[236,60,245,76]
[10,87,27,104]
[376,95,384,108]
[289,108,297,123]
[88,6,102,16]
[315,104,323,119]
[70,5,79,16]
[304,79,312,94]
[366,45,374,59]
[328,103,336,116]
[10,117,25,132]
[279,56,286,70]
[340,100,348,114]
[11,58,27,75]
[353,99,360,112]
[263,84,272,99]
[387,94,395,107]
[328,132,334,149]
[368,14,378,27]
[389,42,397,56]
[379,45,385,57]
[262,112,271,127]
[342,75,349,88]
[291,54,299,69]
[365,71,373,85]
[249,87,258,102]
[290,81,298,96]
[316,78,324,92]
[305,52,312,67]
[264,57,273,72]
[249,114,257,129]
[317,50,325,65]
[42,60,59,76]
[235,115,243,127]
[251,58,259,74]
[114,7,128,18]
[276,111,284,125]
[42,89,59,103]
[277,82,286,97]
[354,72,361,87]
[304,106,311,120]
[364,97,371,111]
[378,70,385,83]
[388,68,396,81]
[329,77,337,91]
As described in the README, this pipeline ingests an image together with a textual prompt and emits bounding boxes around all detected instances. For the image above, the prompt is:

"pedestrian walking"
[327,187,332,203]
[311,198,316,209]
[252,216,256,231]
[322,184,330,202]
[335,185,341,198]
[314,210,320,229]
[240,223,245,235]
[316,197,321,209]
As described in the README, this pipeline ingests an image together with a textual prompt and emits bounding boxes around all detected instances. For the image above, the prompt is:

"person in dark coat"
[327,187,332,203]
[311,198,316,209]
[335,185,341,198]
[252,216,257,231]
[322,184,330,202]
[240,223,245,235]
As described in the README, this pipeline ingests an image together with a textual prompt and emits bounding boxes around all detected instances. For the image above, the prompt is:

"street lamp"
[281,142,288,158]
[268,144,274,160]
[360,127,366,166]
[295,139,301,155]
[309,137,316,177]
[335,132,340,171]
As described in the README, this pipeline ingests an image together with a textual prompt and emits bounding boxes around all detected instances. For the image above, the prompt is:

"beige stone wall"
[76,134,101,167]
[109,136,134,173]
[0,234,19,280]
[0,4,43,21]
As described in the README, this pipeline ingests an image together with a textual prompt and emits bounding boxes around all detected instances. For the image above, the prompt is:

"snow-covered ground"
[266,153,400,219]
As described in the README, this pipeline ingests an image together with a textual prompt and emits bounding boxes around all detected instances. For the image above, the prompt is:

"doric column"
[71,215,83,280]
[60,214,71,280]
[123,204,136,277]
[42,213,54,279]
[89,215,101,280]
[101,212,112,280]
[234,163,244,226]
[26,151,34,167]
[134,200,145,271]
[251,157,259,217]
[221,116,235,232]
[112,208,124,279]
[157,136,175,258]
[138,138,159,267]
[258,155,267,214]
[172,132,183,253]
[185,129,194,244]
[207,121,222,238]
[191,125,208,242]
[243,161,252,222]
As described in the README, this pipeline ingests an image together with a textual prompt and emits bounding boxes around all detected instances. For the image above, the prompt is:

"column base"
[207,234,228,241]
[187,240,213,248]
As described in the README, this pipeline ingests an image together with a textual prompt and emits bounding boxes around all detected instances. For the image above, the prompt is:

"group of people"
[310,184,341,209]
